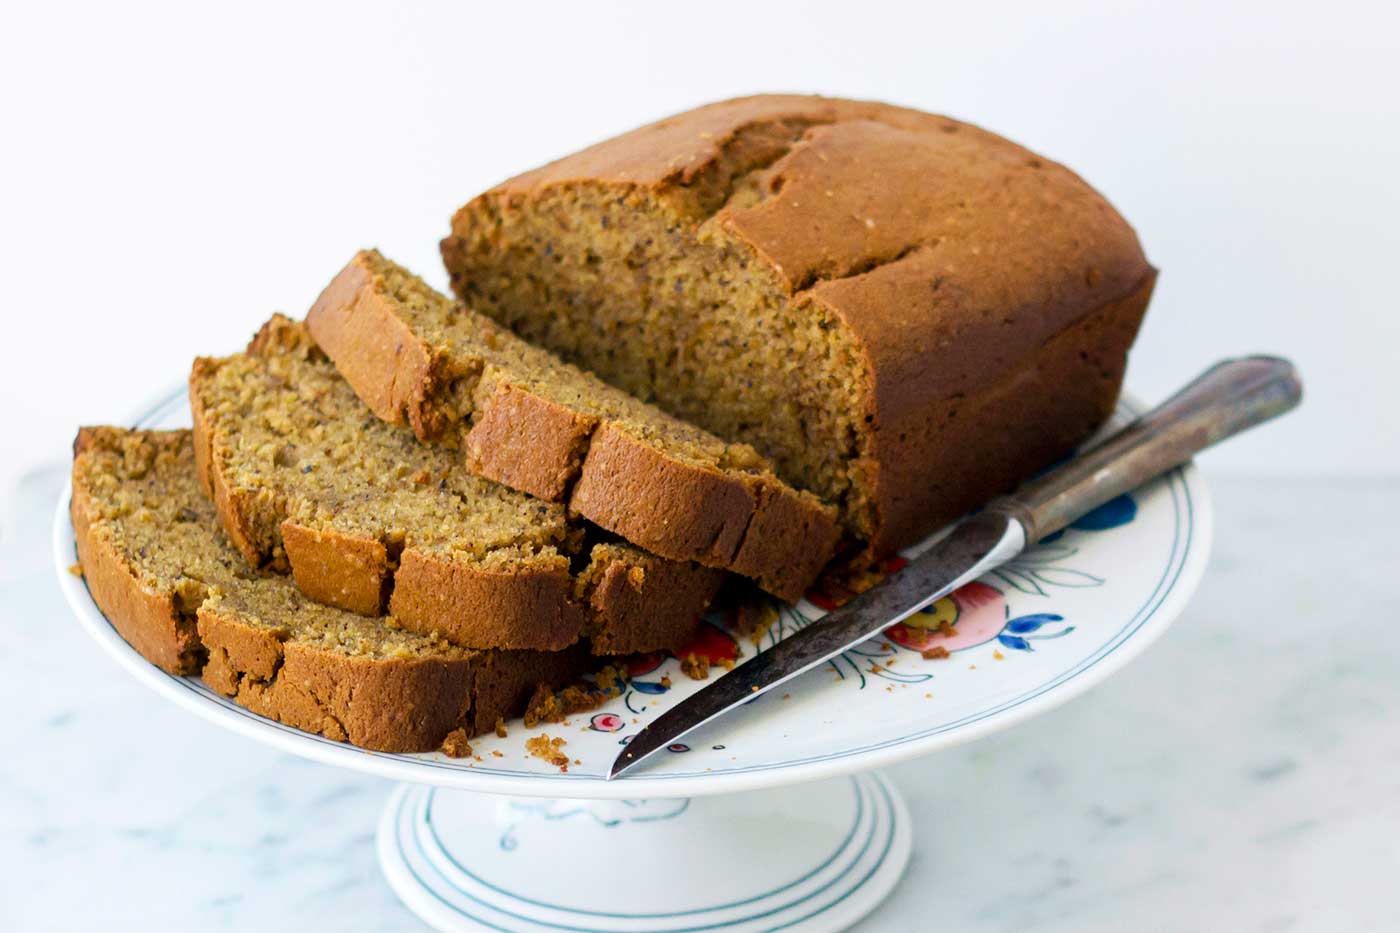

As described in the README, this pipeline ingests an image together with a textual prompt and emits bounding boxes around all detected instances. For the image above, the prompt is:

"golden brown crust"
[280,521,392,617]
[571,425,835,602]
[445,94,1154,555]
[464,382,595,501]
[469,645,594,736]
[197,605,478,752]
[583,548,724,655]
[389,549,586,652]
[70,429,204,676]
[303,260,450,440]
[306,252,838,601]
[198,607,595,752]
[566,421,754,567]
[188,369,269,568]
[860,273,1154,551]
[731,479,845,601]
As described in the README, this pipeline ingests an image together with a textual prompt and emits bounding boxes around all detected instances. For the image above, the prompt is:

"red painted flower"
[626,652,666,677]
[674,622,739,665]
[885,581,1007,653]
[589,712,625,733]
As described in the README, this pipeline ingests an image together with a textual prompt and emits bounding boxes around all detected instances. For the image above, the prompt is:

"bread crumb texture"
[306,249,837,601]
[70,427,592,752]
[189,315,721,652]
[525,733,571,771]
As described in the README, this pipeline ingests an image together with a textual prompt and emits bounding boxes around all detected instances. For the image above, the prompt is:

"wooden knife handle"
[987,356,1303,543]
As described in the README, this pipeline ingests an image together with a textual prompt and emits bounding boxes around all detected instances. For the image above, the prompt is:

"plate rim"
[54,387,1213,799]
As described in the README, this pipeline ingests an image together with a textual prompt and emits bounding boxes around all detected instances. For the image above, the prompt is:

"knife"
[610,356,1302,779]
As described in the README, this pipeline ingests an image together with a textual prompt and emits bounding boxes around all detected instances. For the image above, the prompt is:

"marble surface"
[2,466,1396,932]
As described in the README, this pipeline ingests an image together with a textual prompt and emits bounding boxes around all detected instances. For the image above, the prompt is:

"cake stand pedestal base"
[378,771,911,932]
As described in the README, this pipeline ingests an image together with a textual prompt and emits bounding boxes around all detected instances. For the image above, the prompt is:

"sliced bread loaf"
[441,95,1153,556]
[189,316,722,653]
[305,250,839,602]
[70,426,593,752]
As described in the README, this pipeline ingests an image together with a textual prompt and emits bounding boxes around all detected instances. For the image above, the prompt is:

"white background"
[3,6,1398,930]
[2,0,1397,499]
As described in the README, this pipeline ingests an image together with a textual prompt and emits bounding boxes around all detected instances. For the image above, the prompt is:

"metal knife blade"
[608,356,1303,780]
[609,510,1026,779]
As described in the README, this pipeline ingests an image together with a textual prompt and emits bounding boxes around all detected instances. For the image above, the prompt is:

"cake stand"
[54,388,1212,932]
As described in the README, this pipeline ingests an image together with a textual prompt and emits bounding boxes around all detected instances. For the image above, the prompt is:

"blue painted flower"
[996,612,1074,651]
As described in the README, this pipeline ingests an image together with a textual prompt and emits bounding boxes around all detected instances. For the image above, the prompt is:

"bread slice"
[441,95,1153,556]
[189,316,722,653]
[70,426,593,752]
[305,250,839,602]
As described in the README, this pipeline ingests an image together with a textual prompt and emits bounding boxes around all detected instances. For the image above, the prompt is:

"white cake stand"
[55,389,1211,932]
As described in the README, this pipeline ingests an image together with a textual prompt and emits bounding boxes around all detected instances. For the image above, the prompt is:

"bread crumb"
[491,750,503,758]
[525,680,614,728]
[67,562,84,578]
[494,718,508,738]
[594,663,627,694]
[681,653,710,680]
[525,734,570,772]
[660,675,672,688]
[440,728,472,758]
[921,646,950,660]
[993,650,1005,661]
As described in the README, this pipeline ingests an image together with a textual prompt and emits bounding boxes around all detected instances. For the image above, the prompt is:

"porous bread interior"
[75,428,473,662]
[447,177,874,535]
[197,317,580,572]
[367,252,768,474]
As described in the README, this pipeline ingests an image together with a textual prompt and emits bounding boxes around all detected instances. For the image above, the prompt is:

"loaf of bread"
[189,315,722,653]
[306,249,839,601]
[71,426,593,752]
[442,95,1154,556]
